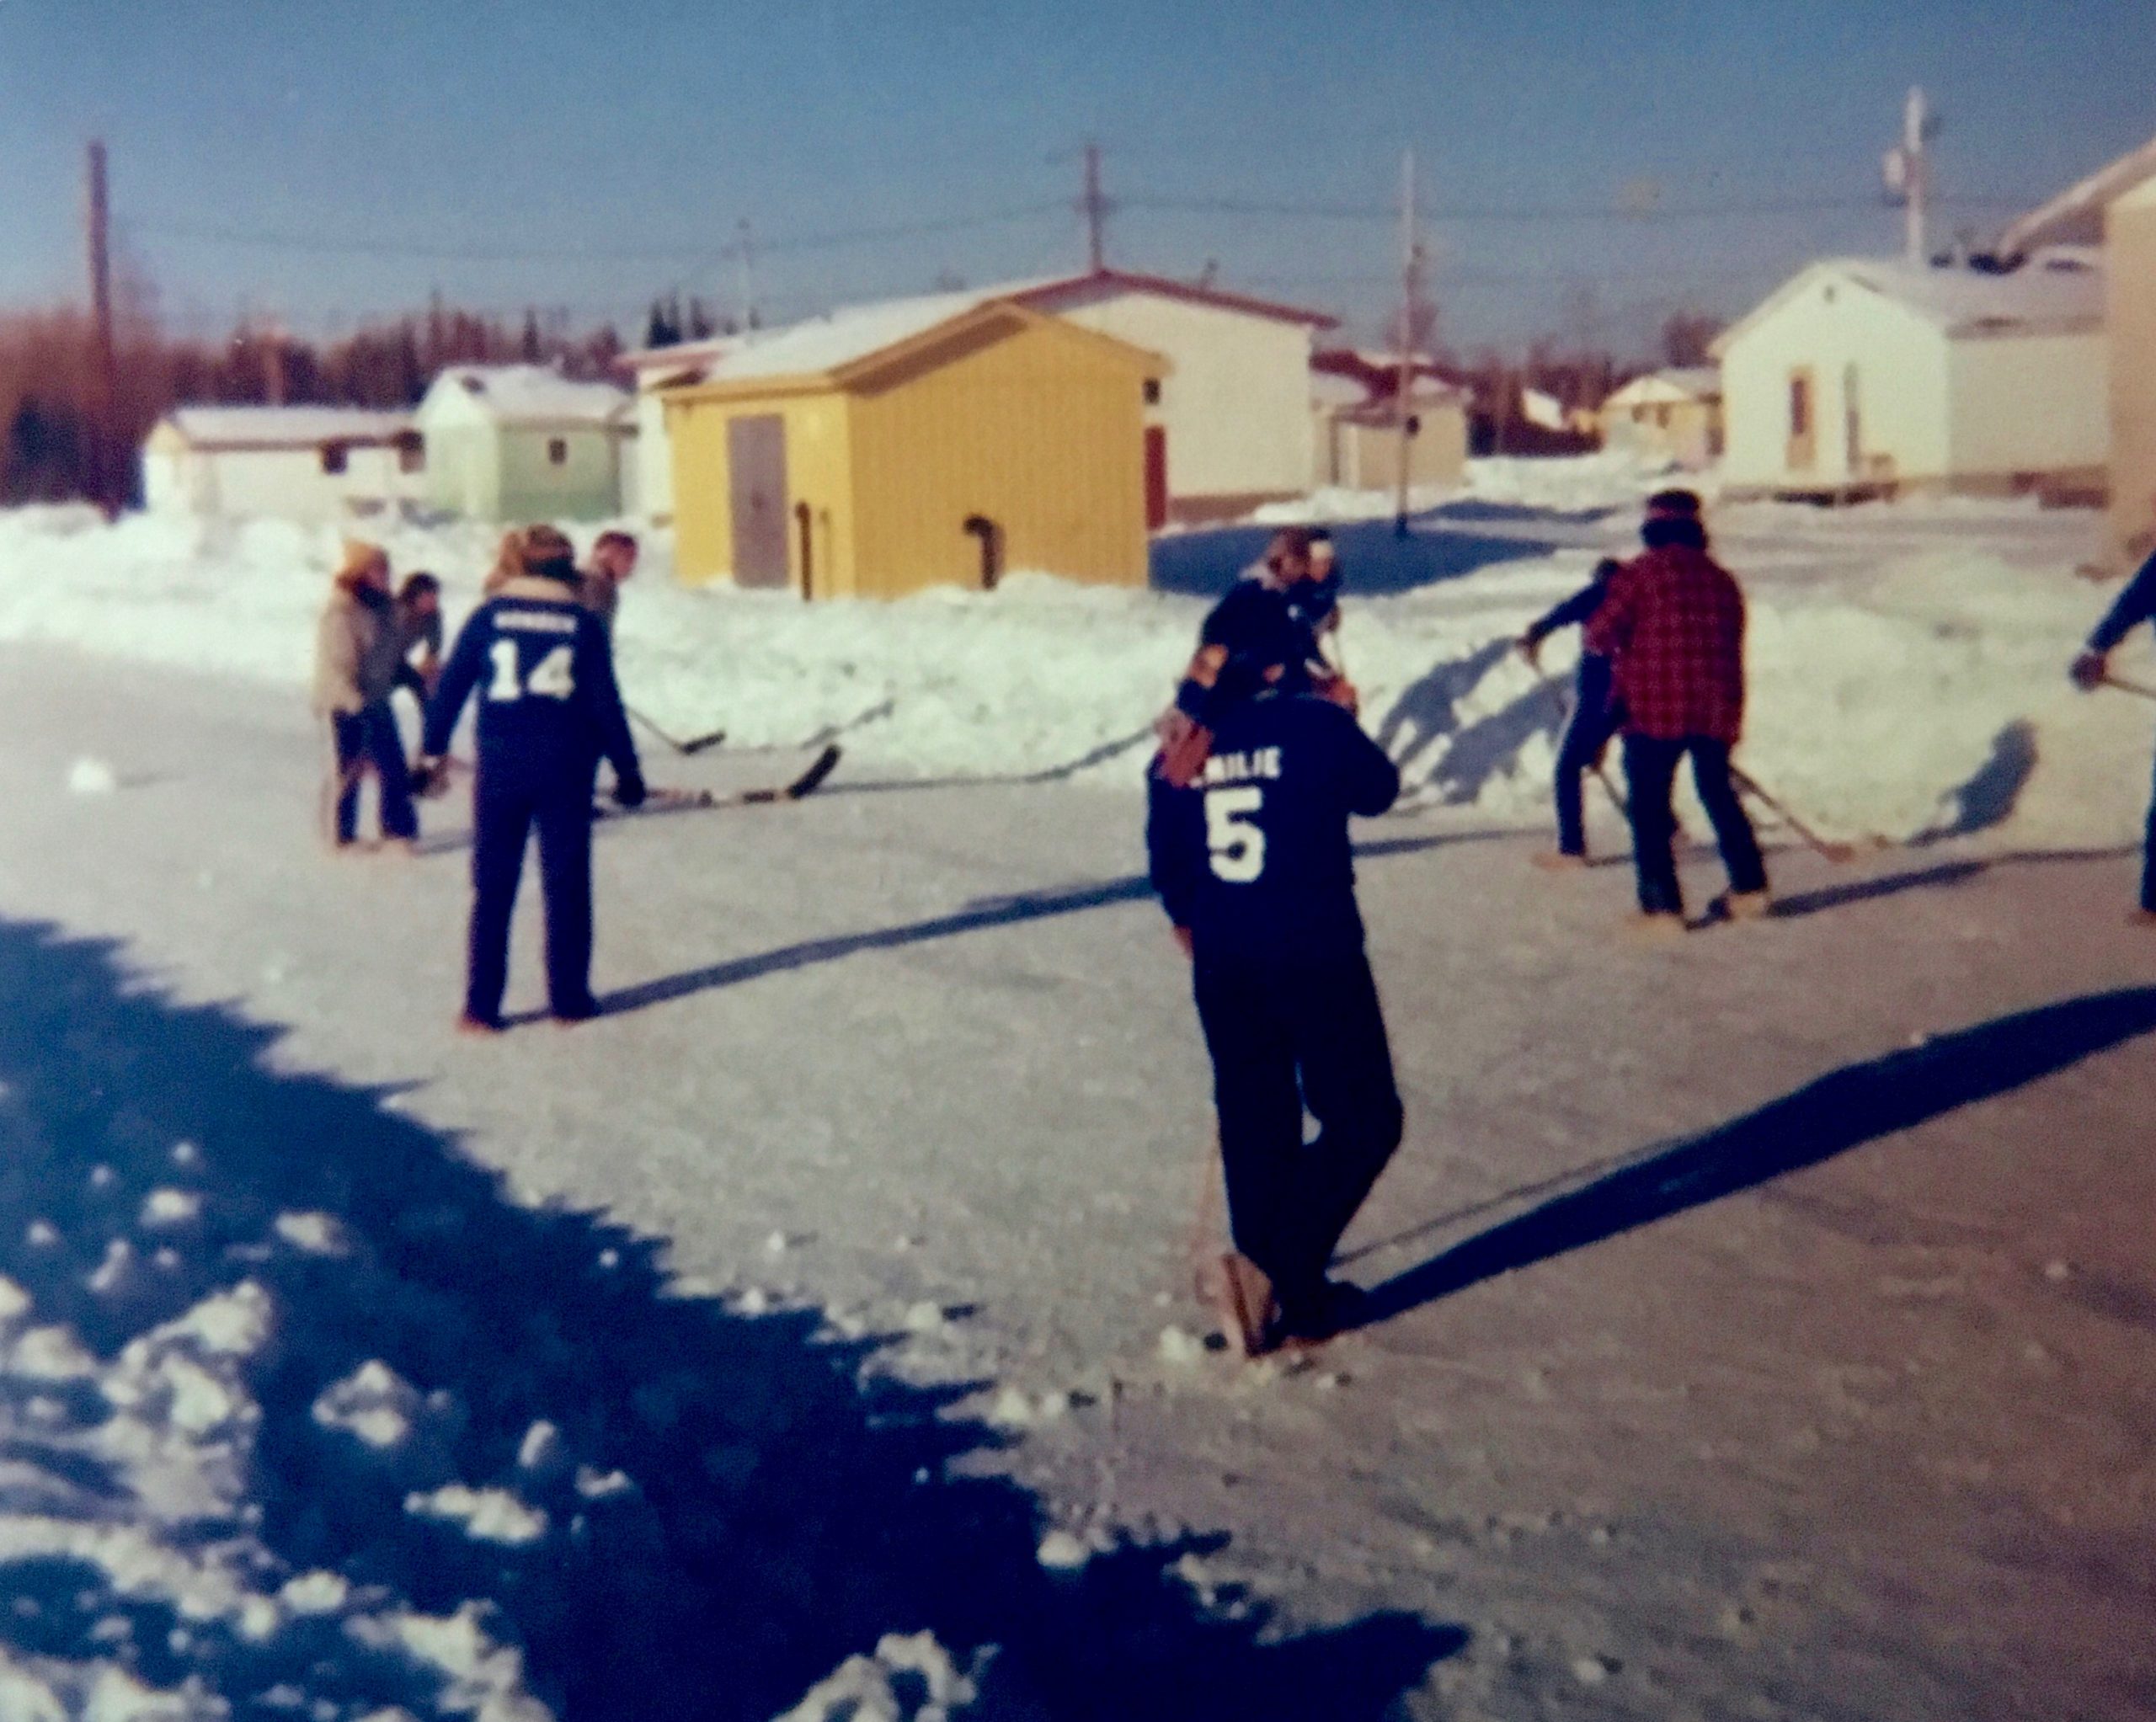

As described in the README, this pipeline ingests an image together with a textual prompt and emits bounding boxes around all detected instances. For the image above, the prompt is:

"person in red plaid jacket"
[1584,491,1769,932]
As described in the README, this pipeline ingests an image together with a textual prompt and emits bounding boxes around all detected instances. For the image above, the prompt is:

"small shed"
[415,365,632,522]
[1997,133,2156,563]
[1310,369,1468,493]
[1714,254,2106,502]
[616,334,739,525]
[1597,368,1723,469]
[660,292,1164,598]
[141,407,423,522]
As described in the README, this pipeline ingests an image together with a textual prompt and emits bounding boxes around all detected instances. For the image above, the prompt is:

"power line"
[1120,190,2036,224]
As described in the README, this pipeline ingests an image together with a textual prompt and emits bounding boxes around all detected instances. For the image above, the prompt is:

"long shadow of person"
[0,919,1460,1719]
[1373,638,1515,775]
[1353,987,2156,1329]
[1911,720,2039,846]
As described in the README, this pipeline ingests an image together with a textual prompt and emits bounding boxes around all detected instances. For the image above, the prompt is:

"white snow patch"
[139,1189,202,1228]
[312,1361,420,1451]
[0,1276,29,1324]
[67,756,118,797]
[278,1570,350,1616]
[573,1466,635,1501]
[88,1240,134,1295]
[272,1211,348,1256]
[403,1485,548,1546]
[11,1326,97,1379]
[25,1219,59,1248]
[1156,1325,1207,1367]
[774,1629,981,1722]
[1035,1529,1092,1571]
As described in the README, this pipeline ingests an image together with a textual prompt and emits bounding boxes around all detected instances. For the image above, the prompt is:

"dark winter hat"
[1644,488,1703,520]
[519,524,579,580]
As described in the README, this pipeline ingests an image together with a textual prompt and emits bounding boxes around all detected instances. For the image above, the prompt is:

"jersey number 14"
[1204,786,1267,882]
[488,641,576,703]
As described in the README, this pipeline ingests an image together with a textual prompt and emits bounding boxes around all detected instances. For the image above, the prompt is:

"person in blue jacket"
[1146,602,1403,1357]
[1518,556,1626,867]
[419,525,645,1033]
[2071,546,2156,922]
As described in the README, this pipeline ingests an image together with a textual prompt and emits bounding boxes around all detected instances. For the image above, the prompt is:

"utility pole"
[86,140,118,512]
[736,219,758,330]
[1393,147,1423,536]
[264,314,288,406]
[1885,87,1936,265]
[1081,141,1108,274]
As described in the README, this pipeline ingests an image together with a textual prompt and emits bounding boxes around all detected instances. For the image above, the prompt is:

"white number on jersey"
[1204,784,1267,882]
[486,639,576,703]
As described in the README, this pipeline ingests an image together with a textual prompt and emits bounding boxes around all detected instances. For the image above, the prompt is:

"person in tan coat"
[312,540,419,851]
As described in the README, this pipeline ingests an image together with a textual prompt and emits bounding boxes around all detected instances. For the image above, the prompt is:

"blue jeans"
[2143,749,2156,912]
[1555,654,1622,856]
[466,772,597,1024]
[328,705,417,845]
[1622,734,1767,917]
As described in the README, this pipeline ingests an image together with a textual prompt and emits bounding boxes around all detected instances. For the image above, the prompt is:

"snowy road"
[3,647,2153,1719]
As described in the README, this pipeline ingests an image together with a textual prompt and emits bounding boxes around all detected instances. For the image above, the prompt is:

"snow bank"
[0,469,2142,848]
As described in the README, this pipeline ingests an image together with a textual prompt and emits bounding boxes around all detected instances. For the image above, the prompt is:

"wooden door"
[1785,368,1817,472]
[1143,425,1169,531]
[1843,363,1863,474]
[728,414,791,588]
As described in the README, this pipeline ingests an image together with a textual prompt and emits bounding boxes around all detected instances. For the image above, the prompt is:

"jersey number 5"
[1204,785,1267,882]
[488,640,576,702]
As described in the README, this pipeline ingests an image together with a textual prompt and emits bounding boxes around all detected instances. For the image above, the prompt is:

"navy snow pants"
[2143,746,2156,914]
[465,770,597,1026]
[1622,733,1767,918]
[1554,653,1623,857]
[1192,948,1404,1327]
[328,704,417,846]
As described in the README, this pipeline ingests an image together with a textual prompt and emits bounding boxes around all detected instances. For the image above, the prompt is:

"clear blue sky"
[3,1,2152,355]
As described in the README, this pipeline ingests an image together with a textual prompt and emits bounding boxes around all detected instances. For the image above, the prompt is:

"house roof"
[159,407,413,450]
[616,333,743,373]
[1604,367,1721,408]
[1996,132,2156,259]
[1713,253,2105,355]
[1019,269,1339,329]
[663,293,1166,402]
[427,365,630,428]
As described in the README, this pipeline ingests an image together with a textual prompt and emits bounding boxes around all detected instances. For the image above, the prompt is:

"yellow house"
[661,291,1166,597]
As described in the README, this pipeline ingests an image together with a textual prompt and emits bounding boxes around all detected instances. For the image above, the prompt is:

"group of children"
[311,525,647,1032]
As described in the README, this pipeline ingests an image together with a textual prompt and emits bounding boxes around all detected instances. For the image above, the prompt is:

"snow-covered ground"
[3,460,2149,856]
[2,463,2153,1719]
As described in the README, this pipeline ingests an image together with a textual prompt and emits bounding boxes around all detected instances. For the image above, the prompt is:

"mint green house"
[416,365,634,522]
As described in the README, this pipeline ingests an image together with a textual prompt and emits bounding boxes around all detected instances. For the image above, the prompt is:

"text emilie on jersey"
[1201,747,1283,786]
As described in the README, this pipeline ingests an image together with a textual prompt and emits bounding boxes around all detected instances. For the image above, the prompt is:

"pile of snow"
[0,472,2143,849]
[66,756,117,796]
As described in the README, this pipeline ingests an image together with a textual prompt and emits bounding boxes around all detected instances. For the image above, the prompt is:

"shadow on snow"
[1350,986,2156,1324]
[1149,514,1561,600]
[0,918,1460,1719]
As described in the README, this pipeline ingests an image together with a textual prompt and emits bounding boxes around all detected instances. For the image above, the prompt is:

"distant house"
[141,407,424,522]
[414,365,633,523]
[1997,134,2156,564]
[1309,360,1468,493]
[1714,253,2106,501]
[627,270,1333,530]
[1597,368,1723,469]
[659,291,1164,598]
[616,334,739,526]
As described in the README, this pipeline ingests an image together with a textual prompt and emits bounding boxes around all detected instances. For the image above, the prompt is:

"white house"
[140,407,424,522]
[623,269,1336,528]
[1714,253,2107,501]
[415,365,634,523]
[1310,368,1468,493]
[1597,367,1723,469]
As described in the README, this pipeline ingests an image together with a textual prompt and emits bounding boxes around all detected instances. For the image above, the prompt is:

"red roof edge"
[1016,269,1340,330]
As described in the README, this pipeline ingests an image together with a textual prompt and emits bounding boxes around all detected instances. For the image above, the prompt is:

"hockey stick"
[1728,764,1859,865]
[595,743,842,821]
[627,704,728,757]
[2100,672,2156,702]
[1528,657,1631,818]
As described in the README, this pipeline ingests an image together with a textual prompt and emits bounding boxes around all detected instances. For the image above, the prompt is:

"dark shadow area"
[1354,987,2156,1328]
[1769,860,1988,920]
[1912,720,2039,846]
[1422,684,1567,808]
[1150,516,1556,600]
[1373,638,1514,772]
[0,918,1461,1719]
[595,829,1501,1020]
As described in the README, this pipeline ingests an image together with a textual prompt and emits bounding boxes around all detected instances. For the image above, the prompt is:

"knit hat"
[1644,488,1703,520]
[334,538,387,588]
[519,524,578,580]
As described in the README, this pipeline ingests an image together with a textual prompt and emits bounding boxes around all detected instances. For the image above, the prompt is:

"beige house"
[141,408,424,522]
[1597,367,1723,469]
[1713,253,2106,502]
[1310,370,1468,493]
[1998,135,2156,565]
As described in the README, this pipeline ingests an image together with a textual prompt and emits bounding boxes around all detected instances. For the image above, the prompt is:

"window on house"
[547,438,568,466]
[1789,375,1812,439]
[394,433,424,474]
[320,443,348,476]
[1653,405,1672,429]
[1143,378,1161,406]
